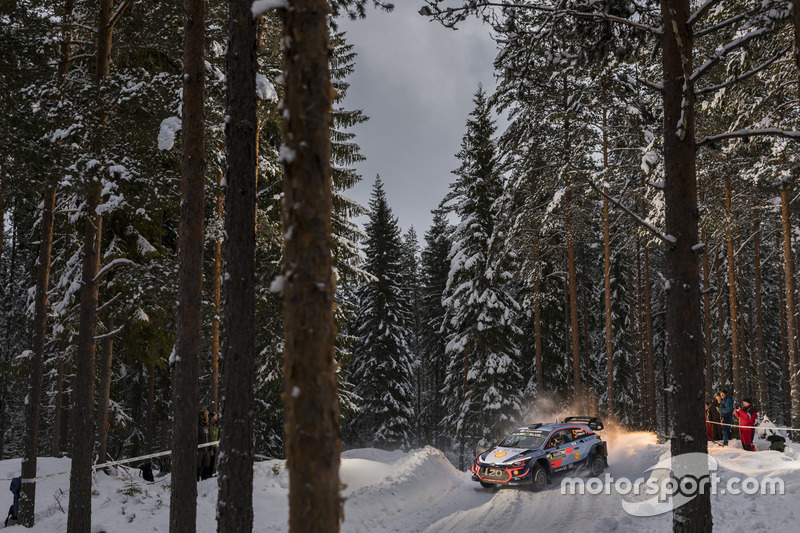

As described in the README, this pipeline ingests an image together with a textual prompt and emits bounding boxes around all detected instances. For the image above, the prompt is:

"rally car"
[470,416,608,491]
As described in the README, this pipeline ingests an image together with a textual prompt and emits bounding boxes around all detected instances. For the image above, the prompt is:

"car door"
[545,429,574,473]
[566,427,592,467]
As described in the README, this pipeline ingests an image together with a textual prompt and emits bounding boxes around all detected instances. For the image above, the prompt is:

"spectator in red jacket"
[733,399,758,451]
[705,401,713,440]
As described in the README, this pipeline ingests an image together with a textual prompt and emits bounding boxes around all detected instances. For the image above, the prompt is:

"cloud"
[340,3,498,235]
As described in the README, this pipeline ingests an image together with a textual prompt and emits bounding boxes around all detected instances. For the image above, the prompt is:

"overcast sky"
[339,3,499,239]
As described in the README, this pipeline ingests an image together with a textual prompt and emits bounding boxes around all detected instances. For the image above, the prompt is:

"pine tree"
[441,87,522,466]
[347,177,414,450]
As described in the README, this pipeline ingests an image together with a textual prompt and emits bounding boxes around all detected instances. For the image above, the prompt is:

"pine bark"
[20,187,57,526]
[602,103,613,417]
[96,315,114,464]
[700,192,713,399]
[717,251,727,389]
[51,360,64,456]
[281,1,342,531]
[169,0,205,530]
[661,1,711,530]
[66,183,102,533]
[211,171,223,413]
[780,187,799,435]
[217,0,257,531]
[778,232,791,422]
[724,176,741,400]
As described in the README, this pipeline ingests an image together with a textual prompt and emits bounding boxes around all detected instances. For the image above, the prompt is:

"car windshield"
[497,432,547,449]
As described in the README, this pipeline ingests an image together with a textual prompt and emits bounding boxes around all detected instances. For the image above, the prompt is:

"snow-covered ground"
[2,430,799,532]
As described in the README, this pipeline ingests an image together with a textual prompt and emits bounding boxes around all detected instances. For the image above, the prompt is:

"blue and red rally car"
[470,416,608,491]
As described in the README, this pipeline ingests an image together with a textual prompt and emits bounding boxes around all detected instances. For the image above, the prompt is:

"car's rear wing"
[563,416,604,431]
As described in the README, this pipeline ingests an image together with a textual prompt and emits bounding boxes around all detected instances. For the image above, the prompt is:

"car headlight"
[510,459,528,468]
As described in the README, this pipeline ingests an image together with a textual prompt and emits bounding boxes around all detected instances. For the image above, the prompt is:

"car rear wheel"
[530,463,547,492]
[590,452,605,477]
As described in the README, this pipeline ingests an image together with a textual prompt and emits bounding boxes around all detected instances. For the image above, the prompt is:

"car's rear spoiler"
[563,416,604,431]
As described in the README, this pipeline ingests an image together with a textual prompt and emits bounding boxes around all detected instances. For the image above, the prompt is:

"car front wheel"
[530,463,547,492]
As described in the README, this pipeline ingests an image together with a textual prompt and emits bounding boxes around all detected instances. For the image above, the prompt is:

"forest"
[1,0,800,532]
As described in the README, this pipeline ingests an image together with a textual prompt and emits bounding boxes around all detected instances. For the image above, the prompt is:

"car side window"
[547,429,570,448]
[571,428,588,440]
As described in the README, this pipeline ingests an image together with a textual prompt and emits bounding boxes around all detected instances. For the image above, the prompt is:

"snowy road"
[3,428,799,532]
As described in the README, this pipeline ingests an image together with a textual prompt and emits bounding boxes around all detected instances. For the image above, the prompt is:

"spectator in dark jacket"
[718,390,734,446]
[709,393,723,441]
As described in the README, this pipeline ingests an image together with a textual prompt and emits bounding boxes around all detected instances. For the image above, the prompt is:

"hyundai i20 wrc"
[470,416,608,491]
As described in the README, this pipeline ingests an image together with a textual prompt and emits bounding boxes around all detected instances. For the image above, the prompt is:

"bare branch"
[696,46,790,96]
[698,128,800,147]
[584,175,675,248]
[108,1,131,32]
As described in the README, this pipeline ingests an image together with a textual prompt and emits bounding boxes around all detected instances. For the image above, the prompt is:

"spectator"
[718,390,734,446]
[734,399,758,451]
[709,393,723,441]
[705,402,713,440]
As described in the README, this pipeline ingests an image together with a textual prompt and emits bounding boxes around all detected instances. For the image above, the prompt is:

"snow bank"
[2,438,800,532]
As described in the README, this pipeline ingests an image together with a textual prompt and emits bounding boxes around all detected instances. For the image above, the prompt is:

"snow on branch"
[93,258,135,283]
[95,325,125,340]
[696,46,790,96]
[252,0,288,16]
[584,176,676,248]
[691,27,770,82]
[687,0,724,27]
[698,128,800,147]
[421,2,662,35]
[693,9,757,38]
[108,1,132,32]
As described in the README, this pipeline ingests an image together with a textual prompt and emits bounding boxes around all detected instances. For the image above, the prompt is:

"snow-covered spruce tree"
[441,87,522,468]
[346,177,414,450]
[419,211,452,449]
[400,227,424,446]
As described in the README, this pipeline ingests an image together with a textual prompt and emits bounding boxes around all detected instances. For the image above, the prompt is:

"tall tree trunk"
[51,359,64,456]
[643,220,655,430]
[701,193,713,399]
[724,175,741,400]
[146,363,155,454]
[602,103,613,417]
[170,0,205,530]
[752,203,766,411]
[627,259,640,426]
[217,0,257,531]
[778,232,790,423]
[66,183,102,533]
[281,1,341,531]
[20,187,57,526]
[780,187,799,435]
[211,171,223,414]
[636,236,646,428]
[717,251,727,389]
[67,0,115,528]
[661,1,711,530]
[96,315,114,464]
[567,181,581,405]
[532,220,543,390]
